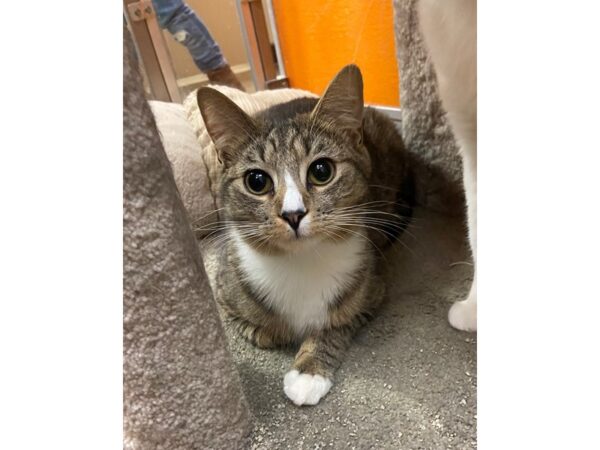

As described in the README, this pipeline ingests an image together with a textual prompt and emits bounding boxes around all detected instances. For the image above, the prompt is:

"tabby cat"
[197,65,413,406]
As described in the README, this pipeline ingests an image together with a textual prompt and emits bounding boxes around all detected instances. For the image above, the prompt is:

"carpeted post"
[393,0,465,215]
[123,28,251,449]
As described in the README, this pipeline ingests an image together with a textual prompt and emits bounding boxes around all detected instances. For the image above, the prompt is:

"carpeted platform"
[201,207,476,449]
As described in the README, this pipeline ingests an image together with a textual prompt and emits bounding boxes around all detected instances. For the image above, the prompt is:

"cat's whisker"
[330,211,421,231]
[328,208,418,234]
[330,208,419,226]
[203,225,260,248]
[200,228,229,245]
[331,207,411,217]
[320,227,346,245]
[196,224,264,242]
[449,261,474,268]
[195,225,235,235]
[331,217,411,227]
[333,216,413,228]
[331,207,419,223]
[195,219,261,230]
[311,241,325,262]
[329,212,412,224]
[251,233,273,253]
[190,207,227,225]
[330,217,411,232]
[326,224,387,261]
[327,215,419,241]
[329,200,414,211]
[330,221,417,257]
[330,200,399,212]
[203,231,234,249]
[209,234,250,252]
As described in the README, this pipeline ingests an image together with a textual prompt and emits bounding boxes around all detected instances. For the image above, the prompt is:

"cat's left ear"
[197,87,258,166]
[310,64,364,145]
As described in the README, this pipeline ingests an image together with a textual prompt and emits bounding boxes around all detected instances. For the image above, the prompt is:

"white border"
[0,2,122,448]
[480,1,600,449]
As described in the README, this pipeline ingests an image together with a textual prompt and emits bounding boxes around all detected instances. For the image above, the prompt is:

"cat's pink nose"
[281,209,306,231]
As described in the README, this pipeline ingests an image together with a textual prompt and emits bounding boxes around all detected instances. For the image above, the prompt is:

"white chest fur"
[233,233,366,335]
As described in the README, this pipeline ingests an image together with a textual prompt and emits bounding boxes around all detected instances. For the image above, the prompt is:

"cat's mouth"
[268,214,322,251]
[290,225,308,239]
[279,211,311,240]
[279,232,327,254]
[282,226,309,244]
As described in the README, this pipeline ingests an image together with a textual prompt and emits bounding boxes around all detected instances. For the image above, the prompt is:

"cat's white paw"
[448,295,477,332]
[283,369,332,406]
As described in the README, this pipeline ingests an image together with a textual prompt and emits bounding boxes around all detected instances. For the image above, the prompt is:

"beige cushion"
[150,100,218,238]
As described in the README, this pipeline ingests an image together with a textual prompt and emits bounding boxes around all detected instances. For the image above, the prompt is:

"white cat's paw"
[448,296,477,332]
[283,369,332,406]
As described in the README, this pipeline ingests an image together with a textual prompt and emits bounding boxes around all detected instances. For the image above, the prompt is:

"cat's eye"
[307,159,335,186]
[245,170,273,195]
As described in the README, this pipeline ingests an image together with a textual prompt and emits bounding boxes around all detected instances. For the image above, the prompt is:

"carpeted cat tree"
[123,0,470,446]
[123,29,251,449]
[393,0,465,214]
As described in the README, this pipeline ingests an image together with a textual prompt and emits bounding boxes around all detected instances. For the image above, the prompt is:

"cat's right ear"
[197,87,258,166]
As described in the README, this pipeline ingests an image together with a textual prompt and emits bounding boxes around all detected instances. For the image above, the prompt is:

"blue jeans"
[152,0,227,72]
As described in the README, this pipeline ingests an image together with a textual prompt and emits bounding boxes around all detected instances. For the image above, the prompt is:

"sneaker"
[206,64,246,91]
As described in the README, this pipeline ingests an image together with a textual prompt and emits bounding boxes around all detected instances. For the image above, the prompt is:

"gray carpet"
[200,207,476,449]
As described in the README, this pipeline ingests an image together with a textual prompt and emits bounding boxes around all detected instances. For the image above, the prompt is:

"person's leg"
[153,0,184,29]
[152,0,245,90]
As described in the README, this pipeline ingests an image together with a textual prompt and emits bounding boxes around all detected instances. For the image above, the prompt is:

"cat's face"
[198,65,371,253]
[219,118,370,253]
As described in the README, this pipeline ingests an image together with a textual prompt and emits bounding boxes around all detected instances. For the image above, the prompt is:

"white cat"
[418,0,477,331]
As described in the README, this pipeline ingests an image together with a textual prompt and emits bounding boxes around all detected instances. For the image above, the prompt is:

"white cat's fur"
[233,231,366,335]
[234,231,366,405]
[418,0,477,331]
[282,170,305,213]
[283,369,333,406]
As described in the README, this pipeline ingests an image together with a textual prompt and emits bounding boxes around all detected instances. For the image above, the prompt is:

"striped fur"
[197,65,414,405]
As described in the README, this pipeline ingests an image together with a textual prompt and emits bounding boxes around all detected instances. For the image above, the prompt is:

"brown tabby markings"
[198,65,413,395]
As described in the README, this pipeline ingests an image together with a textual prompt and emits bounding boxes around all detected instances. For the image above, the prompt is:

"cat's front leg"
[230,317,292,349]
[449,145,477,332]
[283,325,354,406]
[449,276,477,332]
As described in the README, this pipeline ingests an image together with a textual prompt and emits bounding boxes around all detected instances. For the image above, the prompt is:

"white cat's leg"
[449,276,477,332]
[418,0,477,332]
[449,146,477,332]
[283,369,332,406]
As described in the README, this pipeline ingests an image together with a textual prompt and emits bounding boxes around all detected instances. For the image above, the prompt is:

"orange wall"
[272,0,400,107]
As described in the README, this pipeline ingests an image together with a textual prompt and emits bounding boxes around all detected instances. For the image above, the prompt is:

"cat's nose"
[281,209,306,231]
